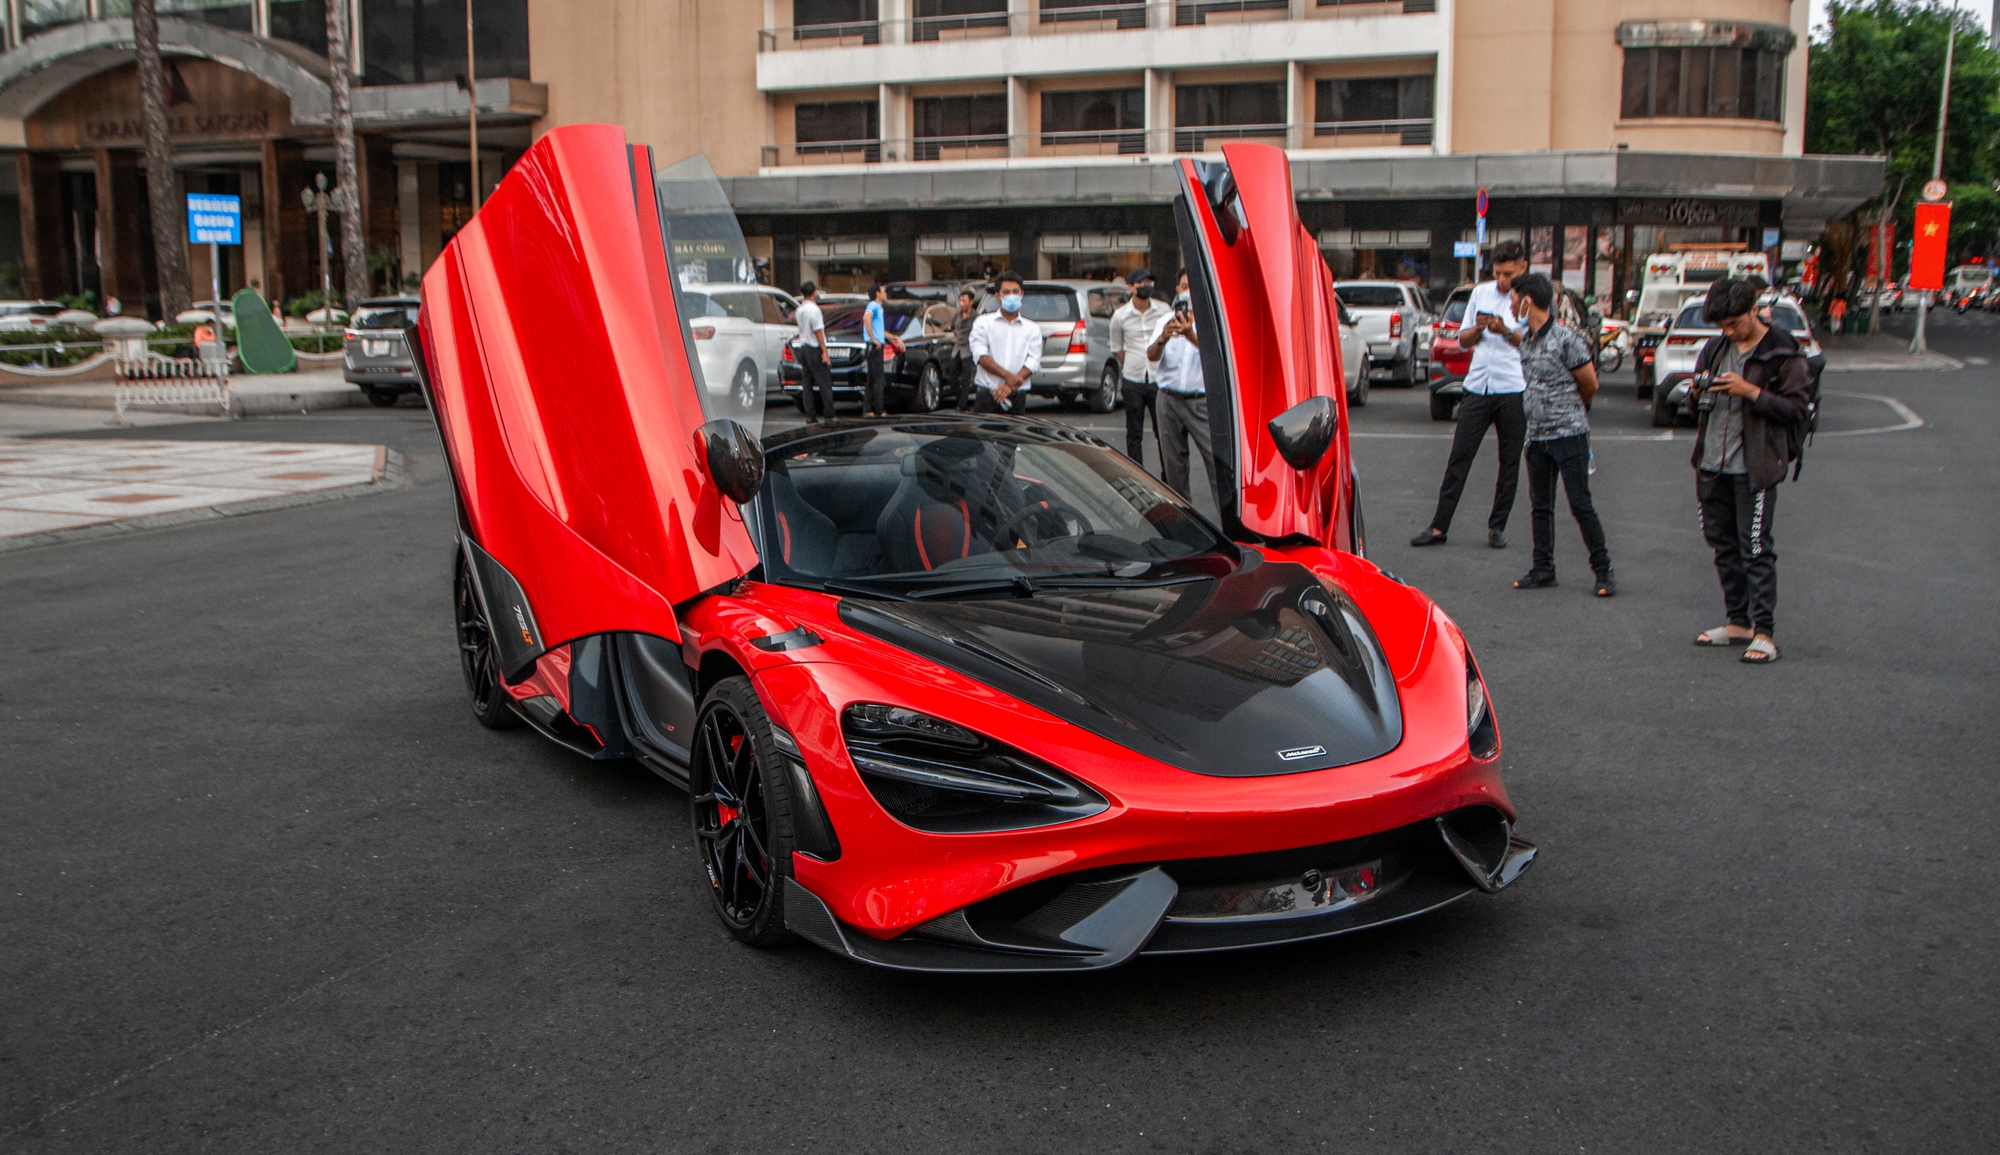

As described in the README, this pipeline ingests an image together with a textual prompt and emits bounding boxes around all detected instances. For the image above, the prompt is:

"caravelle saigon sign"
[26,58,294,150]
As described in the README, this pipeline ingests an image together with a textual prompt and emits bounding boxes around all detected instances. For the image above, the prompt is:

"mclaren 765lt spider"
[414,126,1535,972]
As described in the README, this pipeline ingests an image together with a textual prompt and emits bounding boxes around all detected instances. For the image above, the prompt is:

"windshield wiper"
[905,575,1042,600]
[816,578,914,602]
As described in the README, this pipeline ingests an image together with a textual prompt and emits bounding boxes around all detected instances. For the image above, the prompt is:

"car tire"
[453,550,521,731]
[1650,388,1677,427]
[908,359,941,413]
[366,386,400,408]
[1349,373,1368,408]
[730,360,760,415]
[690,676,797,949]
[1090,361,1121,412]
[1429,391,1457,421]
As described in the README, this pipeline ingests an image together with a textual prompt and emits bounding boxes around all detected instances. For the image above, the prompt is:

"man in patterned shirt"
[1508,273,1614,596]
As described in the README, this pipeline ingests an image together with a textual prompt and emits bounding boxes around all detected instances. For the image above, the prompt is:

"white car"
[678,282,800,416]
[1651,294,1823,427]
[0,300,66,331]
[1332,280,1434,387]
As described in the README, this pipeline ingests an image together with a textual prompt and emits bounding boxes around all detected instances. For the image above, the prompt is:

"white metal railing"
[112,343,233,423]
[757,0,1429,51]
[758,120,1438,167]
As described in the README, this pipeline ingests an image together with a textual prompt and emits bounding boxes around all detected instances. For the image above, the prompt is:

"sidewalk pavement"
[1819,333,1962,373]
[0,437,402,553]
[0,366,371,417]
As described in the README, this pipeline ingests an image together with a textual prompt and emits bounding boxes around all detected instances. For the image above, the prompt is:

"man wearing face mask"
[1146,277,1214,500]
[968,271,1041,414]
[1107,266,1165,465]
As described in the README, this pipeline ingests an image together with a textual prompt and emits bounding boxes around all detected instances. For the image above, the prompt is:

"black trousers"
[972,386,1026,414]
[864,345,887,415]
[1697,471,1778,636]
[797,345,835,419]
[1429,391,1526,534]
[1121,377,1158,465]
[954,352,977,411]
[1525,434,1611,577]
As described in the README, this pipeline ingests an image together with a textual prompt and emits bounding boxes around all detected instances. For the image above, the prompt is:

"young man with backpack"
[1687,278,1816,665]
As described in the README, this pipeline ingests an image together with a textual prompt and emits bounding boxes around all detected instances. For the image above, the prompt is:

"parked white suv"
[1333,280,1434,387]
[678,282,800,416]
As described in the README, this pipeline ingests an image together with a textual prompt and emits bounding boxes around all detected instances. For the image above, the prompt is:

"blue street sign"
[1453,241,1478,258]
[187,193,241,245]
[1475,217,1487,246]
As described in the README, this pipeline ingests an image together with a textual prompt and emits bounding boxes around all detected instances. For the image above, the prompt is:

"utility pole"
[1912,13,1958,356]
[466,0,478,209]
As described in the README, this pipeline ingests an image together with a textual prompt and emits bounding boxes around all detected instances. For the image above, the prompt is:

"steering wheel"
[992,498,1092,547]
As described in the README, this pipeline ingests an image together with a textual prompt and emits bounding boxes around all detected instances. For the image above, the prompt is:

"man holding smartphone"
[1412,240,1530,549]
[1147,288,1214,499]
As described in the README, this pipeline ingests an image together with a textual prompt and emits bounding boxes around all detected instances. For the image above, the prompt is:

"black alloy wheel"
[367,386,399,408]
[1090,361,1121,412]
[731,360,760,415]
[1649,386,1679,427]
[911,359,941,413]
[690,677,797,947]
[453,550,520,730]
[1429,390,1456,421]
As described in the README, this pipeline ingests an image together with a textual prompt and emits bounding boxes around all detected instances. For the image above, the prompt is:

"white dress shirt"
[1156,332,1204,395]
[1108,299,1167,383]
[791,299,825,349]
[1461,280,1528,396]
[968,311,1042,391]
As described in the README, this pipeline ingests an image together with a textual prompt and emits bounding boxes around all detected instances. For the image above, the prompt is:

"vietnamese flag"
[1909,202,1951,291]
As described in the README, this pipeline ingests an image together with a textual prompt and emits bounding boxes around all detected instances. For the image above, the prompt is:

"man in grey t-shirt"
[1508,274,1613,595]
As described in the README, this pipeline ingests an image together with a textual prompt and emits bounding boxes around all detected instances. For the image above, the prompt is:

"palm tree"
[326,0,369,312]
[132,0,192,317]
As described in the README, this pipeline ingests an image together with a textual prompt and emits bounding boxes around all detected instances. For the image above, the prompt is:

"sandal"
[1694,626,1750,646]
[1513,571,1557,589]
[1740,637,1780,664]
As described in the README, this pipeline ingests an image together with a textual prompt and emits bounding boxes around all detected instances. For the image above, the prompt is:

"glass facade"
[361,0,531,86]
[1620,47,1783,122]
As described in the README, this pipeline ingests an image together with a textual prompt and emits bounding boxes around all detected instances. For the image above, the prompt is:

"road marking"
[1818,390,1924,437]
[1965,356,1989,365]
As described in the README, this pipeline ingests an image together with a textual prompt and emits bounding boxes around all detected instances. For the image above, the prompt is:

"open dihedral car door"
[1174,143,1356,551]
[417,124,760,681]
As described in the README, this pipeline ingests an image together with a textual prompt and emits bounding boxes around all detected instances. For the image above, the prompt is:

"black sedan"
[781,301,965,413]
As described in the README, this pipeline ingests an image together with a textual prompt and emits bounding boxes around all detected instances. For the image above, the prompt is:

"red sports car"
[415,125,1534,972]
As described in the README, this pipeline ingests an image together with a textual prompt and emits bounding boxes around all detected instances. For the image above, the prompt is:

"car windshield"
[1336,285,1405,308]
[1958,268,1991,283]
[1771,304,1808,332]
[352,305,415,329]
[1673,303,1711,329]
[979,287,1080,322]
[825,304,922,334]
[1442,293,1470,322]
[682,290,765,322]
[759,425,1234,595]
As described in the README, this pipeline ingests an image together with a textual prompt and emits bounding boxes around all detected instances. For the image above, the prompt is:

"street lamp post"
[1913,9,1960,356]
[300,173,355,332]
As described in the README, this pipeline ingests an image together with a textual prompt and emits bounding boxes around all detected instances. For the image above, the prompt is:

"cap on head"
[1127,266,1153,285]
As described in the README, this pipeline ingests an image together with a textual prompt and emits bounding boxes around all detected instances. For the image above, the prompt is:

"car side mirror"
[695,418,764,504]
[1267,395,1336,471]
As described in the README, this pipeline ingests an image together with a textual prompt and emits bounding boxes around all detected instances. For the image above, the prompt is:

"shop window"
[913,93,1007,158]
[1174,82,1284,151]
[1620,47,1783,122]
[361,0,532,87]
[795,100,881,162]
[1314,75,1434,145]
[1041,88,1144,153]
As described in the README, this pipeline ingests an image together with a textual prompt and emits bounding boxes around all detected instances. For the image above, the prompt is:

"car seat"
[875,438,1006,573]
[764,466,839,575]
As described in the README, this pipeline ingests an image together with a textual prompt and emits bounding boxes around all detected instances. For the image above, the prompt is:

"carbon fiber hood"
[836,559,1402,776]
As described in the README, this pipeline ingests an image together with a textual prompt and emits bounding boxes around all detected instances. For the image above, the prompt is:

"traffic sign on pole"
[186,194,241,245]
[1475,186,1488,247]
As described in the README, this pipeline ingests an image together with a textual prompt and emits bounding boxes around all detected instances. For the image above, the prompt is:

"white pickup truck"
[1333,280,1434,387]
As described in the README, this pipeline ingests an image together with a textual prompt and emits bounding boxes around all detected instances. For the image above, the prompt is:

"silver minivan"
[978,279,1127,412]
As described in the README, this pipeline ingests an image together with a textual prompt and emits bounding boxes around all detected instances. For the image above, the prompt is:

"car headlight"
[1465,655,1498,760]
[842,703,1108,834]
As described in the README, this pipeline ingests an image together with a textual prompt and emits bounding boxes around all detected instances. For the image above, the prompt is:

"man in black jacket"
[1687,278,1814,665]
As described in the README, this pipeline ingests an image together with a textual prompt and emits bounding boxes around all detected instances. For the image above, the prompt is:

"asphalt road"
[4,312,1995,1153]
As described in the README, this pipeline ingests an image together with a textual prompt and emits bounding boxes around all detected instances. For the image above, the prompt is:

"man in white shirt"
[790,282,835,420]
[1412,240,1530,549]
[1106,266,1165,464]
[1146,294,1214,499]
[968,271,1041,415]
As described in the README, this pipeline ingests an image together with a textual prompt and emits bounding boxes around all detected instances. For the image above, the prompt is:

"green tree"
[1808,0,2000,258]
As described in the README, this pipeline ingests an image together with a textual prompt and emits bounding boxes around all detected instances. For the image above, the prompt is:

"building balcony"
[757,123,1432,170]
[757,0,1432,53]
